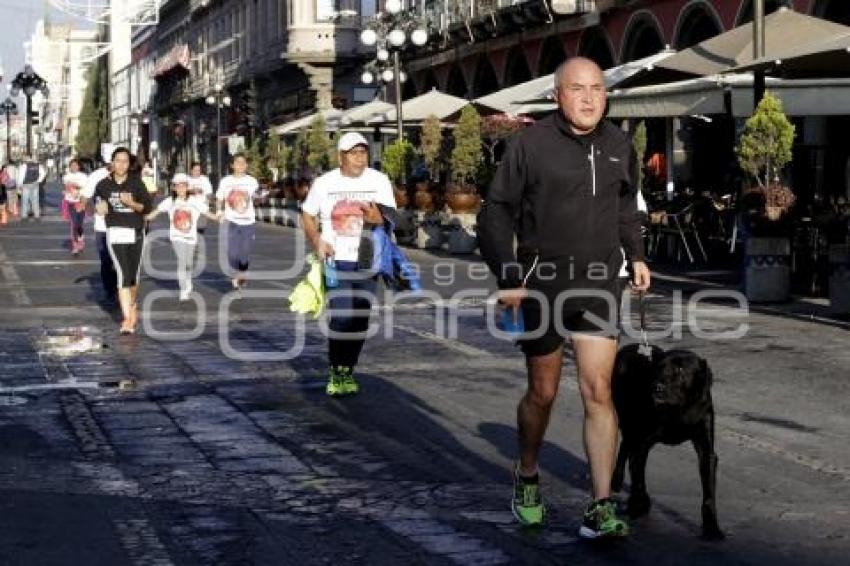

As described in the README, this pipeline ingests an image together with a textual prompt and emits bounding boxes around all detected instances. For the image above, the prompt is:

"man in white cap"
[301,132,397,396]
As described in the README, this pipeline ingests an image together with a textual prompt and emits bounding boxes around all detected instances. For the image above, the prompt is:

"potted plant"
[446,105,483,214]
[735,92,796,302]
[306,115,332,176]
[382,139,415,209]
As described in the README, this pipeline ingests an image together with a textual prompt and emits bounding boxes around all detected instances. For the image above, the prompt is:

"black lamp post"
[0,97,18,162]
[359,0,430,141]
[10,65,49,156]
[205,83,231,183]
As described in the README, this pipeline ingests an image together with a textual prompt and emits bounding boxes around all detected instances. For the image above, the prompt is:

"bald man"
[478,57,650,538]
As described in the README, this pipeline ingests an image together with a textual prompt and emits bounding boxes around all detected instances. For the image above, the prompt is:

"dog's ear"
[700,358,713,386]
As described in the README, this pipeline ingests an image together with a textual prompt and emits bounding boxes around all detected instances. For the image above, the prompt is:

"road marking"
[0,241,32,305]
[723,429,850,481]
[0,382,102,393]
[1,260,101,265]
[393,323,492,357]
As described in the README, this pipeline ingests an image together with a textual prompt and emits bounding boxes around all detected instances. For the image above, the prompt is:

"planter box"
[446,212,478,254]
[829,244,850,314]
[744,237,791,302]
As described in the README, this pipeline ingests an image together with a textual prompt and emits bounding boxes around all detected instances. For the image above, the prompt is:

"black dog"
[610,344,724,540]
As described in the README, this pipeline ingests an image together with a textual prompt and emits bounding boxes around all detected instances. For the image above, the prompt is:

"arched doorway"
[538,35,566,76]
[621,12,665,63]
[504,47,532,87]
[674,2,722,49]
[577,26,615,69]
[471,56,499,98]
[445,65,467,98]
[735,0,791,25]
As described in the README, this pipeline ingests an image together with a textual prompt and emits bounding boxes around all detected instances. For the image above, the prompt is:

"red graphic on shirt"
[64,184,80,199]
[226,189,250,214]
[172,209,193,233]
[331,200,365,237]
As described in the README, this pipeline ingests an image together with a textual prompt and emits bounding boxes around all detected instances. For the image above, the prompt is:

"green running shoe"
[325,367,346,396]
[578,498,629,539]
[511,467,546,527]
[338,366,359,395]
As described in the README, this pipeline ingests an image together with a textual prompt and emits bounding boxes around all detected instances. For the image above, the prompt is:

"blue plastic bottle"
[324,258,339,288]
[500,307,524,336]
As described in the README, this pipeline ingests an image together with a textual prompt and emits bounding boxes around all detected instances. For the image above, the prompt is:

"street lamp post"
[753,0,766,104]
[10,65,49,157]
[0,97,18,162]
[206,83,231,183]
[359,0,429,141]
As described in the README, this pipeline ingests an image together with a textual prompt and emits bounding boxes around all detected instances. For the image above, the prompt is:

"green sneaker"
[338,366,359,395]
[511,467,546,527]
[325,367,346,396]
[578,498,629,539]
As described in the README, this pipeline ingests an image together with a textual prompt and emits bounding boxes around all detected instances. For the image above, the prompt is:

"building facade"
[148,0,372,177]
[26,20,100,162]
[402,0,849,201]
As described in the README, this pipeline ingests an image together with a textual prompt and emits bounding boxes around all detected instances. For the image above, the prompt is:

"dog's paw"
[701,525,726,541]
[627,493,651,518]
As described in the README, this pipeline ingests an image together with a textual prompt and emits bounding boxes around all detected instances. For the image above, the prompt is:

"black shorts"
[517,283,623,357]
[106,229,145,288]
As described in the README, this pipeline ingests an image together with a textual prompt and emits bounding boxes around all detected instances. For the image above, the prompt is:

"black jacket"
[478,112,644,293]
[94,174,153,230]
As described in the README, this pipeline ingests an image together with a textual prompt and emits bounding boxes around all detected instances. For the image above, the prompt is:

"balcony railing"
[422,0,596,32]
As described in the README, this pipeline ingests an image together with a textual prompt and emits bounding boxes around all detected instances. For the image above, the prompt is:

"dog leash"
[638,291,652,358]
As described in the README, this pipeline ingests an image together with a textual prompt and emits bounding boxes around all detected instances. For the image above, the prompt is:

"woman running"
[215,153,258,290]
[63,159,89,255]
[93,147,153,334]
[146,173,221,301]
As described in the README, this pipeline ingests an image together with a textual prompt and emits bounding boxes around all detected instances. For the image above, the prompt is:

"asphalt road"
[0,188,848,565]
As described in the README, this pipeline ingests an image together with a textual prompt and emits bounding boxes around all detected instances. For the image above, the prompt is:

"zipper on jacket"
[522,254,540,286]
[589,143,597,197]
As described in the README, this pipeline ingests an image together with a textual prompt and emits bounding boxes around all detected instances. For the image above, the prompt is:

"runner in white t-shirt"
[62,158,89,256]
[301,132,397,397]
[188,161,214,233]
[79,164,117,303]
[215,153,259,290]
[147,173,222,300]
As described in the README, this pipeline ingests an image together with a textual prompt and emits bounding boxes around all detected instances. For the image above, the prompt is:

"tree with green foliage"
[246,136,271,179]
[736,93,795,189]
[450,106,482,186]
[265,134,285,180]
[306,115,332,173]
[420,115,443,180]
[76,58,110,158]
[632,120,647,190]
[382,139,415,185]
[289,129,308,177]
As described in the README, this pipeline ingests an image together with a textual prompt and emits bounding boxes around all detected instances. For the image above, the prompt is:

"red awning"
[152,44,190,78]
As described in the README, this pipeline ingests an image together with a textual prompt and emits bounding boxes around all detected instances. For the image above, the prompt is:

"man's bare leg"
[573,334,619,500]
[518,344,564,476]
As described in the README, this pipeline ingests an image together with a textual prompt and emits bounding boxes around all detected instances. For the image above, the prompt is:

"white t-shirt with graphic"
[216,174,258,225]
[156,197,206,245]
[188,174,213,210]
[63,171,89,203]
[80,167,111,232]
[302,167,396,262]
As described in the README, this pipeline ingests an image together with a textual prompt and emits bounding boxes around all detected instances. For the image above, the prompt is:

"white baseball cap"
[171,173,189,184]
[337,132,369,152]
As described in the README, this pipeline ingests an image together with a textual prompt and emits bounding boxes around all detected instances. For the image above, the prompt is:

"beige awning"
[338,99,395,127]
[271,109,344,135]
[728,31,850,77]
[480,50,676,114]
[622,8,850,87]
[606,74,850,118]
[366,89,485,125]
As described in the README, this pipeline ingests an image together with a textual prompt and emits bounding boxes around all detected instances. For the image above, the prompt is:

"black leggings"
[107,230,145,288]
